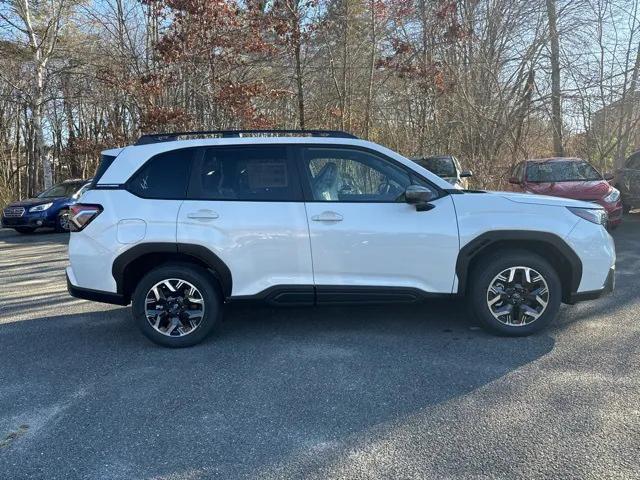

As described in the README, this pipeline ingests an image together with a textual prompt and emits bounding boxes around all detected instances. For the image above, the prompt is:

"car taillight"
[69,204,103,231]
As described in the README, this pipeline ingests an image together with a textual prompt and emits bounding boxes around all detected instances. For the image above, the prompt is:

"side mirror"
[460,170,473,178]
[604,172,615,181]
[508,177,521,184]
[405,185,436,211]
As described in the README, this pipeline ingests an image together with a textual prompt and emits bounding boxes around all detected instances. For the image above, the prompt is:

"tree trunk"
[546,0,564,156]
[33,69,52,189]
[364,0,376,139]
[294,32,305,129]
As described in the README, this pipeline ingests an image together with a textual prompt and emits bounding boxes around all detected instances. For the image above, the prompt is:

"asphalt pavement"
[0,217,639,479]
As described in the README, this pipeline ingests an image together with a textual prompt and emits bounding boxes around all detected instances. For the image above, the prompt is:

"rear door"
[297,145,460,297]
[177,145,313,298]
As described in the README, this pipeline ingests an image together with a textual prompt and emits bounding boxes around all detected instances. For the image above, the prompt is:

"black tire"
[131,263,222,347]
[622,202,632,214]
[468,249,561,336]
[14,227,36,234]
[55,209,70,232]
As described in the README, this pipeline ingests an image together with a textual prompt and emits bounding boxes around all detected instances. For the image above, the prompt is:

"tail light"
[69,204,103,231]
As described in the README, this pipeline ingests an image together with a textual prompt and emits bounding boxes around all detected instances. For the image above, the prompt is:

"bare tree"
[1,0,640,206]
[1,0,71,190]
[546,0,564,156]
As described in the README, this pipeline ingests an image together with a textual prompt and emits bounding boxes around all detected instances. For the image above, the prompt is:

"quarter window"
[128,148,194,199]
[303,147,430,202]
[189,146,301,201]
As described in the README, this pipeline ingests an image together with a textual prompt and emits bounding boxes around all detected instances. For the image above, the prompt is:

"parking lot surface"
[0,218,639,479]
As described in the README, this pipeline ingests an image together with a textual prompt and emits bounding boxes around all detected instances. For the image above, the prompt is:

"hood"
[8,197,64,208]
[524,180,611,200]
[493,191,600,209]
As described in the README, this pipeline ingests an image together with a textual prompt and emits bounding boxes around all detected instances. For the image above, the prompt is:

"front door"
[298,145,460,297]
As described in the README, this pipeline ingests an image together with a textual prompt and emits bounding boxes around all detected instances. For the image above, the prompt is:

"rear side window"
[189,146,302,201]
[128,148,195,199]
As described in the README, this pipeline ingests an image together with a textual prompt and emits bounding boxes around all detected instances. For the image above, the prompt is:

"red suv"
[509,157,622,229]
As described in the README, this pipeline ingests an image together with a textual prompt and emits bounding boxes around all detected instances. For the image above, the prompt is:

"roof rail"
[135,129,358,145]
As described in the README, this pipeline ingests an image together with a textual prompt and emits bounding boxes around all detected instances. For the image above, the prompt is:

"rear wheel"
[468,250,561,336]
[131,263,222,347]
[14,227,35,234]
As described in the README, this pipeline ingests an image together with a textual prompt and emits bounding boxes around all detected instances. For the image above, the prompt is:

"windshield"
[37,182,84,198]
[526,161,602,183]
[417,157,456,178]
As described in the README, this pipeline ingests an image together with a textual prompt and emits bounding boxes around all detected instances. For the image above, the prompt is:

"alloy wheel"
[59,211,71,231]
[486,266,550,326]
[145,278,205,337]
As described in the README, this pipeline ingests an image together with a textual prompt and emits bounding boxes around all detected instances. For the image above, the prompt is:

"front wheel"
[55,209,71,232]
[131,263,222,347]
[468,250,561,336]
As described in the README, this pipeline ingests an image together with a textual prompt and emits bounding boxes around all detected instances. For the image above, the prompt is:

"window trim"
[125,147,197,200]
[292,144,446,203]
[186,144,305,202]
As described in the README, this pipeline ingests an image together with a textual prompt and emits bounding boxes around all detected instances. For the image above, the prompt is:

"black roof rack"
[135,129,358,145]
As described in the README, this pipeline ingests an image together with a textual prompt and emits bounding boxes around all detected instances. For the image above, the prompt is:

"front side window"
[526,160,602,183]
[303,147,428,202]
[38,182,83,198]
[189,146,301,201]
[128,148,195,199]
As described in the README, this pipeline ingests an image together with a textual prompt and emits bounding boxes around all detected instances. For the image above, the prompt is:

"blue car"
[1,179,91,234]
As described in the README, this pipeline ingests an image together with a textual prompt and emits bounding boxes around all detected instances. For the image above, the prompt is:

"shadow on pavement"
[0,227,69,246]
[1,212,638,479]
[0,299,555,479]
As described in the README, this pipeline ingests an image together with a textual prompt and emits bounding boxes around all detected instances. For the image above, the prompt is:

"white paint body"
[67,137,615,299]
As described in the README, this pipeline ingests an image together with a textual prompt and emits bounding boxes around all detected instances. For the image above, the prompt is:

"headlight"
[28,202,53,213]
[603,188,620,203]
[567,206,608,226]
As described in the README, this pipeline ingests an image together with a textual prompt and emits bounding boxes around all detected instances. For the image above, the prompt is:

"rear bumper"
[568,267,615,303]
[66,268,129,306]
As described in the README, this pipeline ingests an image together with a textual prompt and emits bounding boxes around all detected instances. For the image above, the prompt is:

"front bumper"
[606,203,623,226]
[568,267,615,303]
[593,198,623,226]
[1,211,56,229]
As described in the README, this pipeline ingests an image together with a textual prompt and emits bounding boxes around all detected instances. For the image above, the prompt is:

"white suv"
[66,130,615,347]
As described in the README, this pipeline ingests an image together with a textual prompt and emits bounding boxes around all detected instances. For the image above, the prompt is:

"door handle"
[311,211,343,222]
[187,210,219,220]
